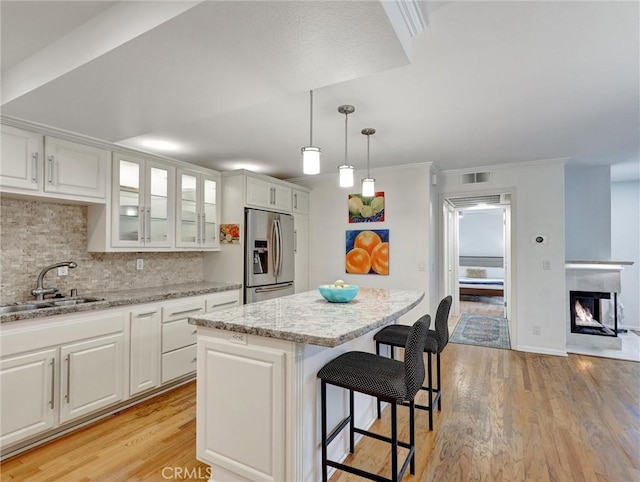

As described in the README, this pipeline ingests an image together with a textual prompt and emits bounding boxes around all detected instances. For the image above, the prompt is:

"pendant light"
[361,128,376,197]
[337,105,355,187]
[301,90,320,175]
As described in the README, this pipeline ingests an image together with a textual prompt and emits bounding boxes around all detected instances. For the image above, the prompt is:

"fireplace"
[569,291,617,336]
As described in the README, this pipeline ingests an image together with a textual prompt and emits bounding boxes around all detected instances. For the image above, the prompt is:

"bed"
[459,256,504,297]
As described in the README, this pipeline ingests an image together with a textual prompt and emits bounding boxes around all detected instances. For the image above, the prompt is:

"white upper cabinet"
[1,125,109,202]
[44,137,108,200]
[245,175,292,212]
[111,154,175,249]
[292,188,309,214]
[0,125,43,191]
[176,168,220,250]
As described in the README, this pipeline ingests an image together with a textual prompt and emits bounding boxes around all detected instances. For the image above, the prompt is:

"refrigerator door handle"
[255,283,293,294]
[274,218,282,278]
[271,219,278,278]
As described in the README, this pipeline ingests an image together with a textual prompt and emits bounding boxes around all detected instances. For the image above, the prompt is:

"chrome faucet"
[32,261,77,301]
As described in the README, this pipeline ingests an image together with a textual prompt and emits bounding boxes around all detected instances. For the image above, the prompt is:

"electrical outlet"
[136,258,144,270]
[542,260,551,270]
[532,325,541,335]
[230,332,247,345]
[57,266,68,276]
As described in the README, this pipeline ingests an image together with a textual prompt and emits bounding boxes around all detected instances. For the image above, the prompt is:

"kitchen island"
[189,287,424,482]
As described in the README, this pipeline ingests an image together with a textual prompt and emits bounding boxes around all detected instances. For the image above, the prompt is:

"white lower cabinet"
[0,312,125,450]
[0,289,240,456]
[161,299,204,383]
[0,348,57,447]
[129,307,161,396]
[59,333,125,424]
[196,332,287,482]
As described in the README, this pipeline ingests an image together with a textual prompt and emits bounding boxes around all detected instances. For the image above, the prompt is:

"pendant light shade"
[339,164,354,187]
[361,128,376,197]
[337,105,355,187]
[302,90,321,175]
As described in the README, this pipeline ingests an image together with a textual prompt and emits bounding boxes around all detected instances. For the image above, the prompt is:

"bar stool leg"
[427,353,433,431]
[349,389,355,453]
[391,402,398,482]
[409,400,416,475]
[375,342,382,419]
[436,352,442,411]
[321,380,328,482]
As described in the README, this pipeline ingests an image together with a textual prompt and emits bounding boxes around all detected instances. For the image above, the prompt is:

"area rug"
[460,294,504,305]
[450,314,511,350]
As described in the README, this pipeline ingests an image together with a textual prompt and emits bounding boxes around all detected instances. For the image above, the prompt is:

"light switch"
[543,260,551,270]
[136,259,144,270]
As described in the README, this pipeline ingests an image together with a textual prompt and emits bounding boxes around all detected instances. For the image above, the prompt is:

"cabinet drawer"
[162,299,204,323]
[162,345,197,383]
[205,290,240,312]
[162,319,197,353]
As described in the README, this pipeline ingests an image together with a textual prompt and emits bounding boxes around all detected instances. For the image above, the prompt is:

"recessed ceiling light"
[140,139,181,152]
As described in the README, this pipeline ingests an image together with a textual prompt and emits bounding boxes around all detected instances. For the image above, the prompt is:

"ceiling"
[2,1,639,182]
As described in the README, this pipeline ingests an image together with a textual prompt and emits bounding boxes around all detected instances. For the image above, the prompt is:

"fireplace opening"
[569,291,617,336]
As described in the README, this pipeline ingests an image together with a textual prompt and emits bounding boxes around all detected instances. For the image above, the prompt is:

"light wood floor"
[2,323,639,481]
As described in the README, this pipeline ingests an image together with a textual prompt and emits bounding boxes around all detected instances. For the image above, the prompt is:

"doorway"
[443,193,512,323]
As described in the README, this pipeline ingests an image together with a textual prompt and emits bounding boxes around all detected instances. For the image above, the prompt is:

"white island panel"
[190,288,425,482]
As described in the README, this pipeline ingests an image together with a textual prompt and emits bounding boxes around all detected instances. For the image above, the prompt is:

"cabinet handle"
[294,193,298,210]
[209,300,237,309]
[146,207,151,242]
[49,358,55,409]
[140,205,146,243]
[135,310,157,318]
[32,152,39,183]
[47,156,54,184]
[200,213,205,244]
[294,230,297,254]
[211,222,216,242]
[191,357,197,363]
[169,307,202,317]
[192,329,197,335]
[65,354,71,403]
[270,187,275,204]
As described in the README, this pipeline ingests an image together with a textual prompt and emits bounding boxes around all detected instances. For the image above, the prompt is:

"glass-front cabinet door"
[112,154,174,248]
[176,169,219,250]
[201,177,218,248]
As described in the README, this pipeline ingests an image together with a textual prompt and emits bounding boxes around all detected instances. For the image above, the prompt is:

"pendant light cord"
[366,133,370,177]
[309,90,314,146]
[344,110,348,165]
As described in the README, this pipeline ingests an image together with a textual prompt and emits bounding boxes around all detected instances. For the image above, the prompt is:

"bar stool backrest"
[403,314,431,401]
[434,296,453,353]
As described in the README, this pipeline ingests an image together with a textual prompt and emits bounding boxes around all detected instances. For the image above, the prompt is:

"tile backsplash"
[0,198,205,302]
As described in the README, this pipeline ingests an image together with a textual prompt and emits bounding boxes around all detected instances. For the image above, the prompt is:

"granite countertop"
[0,281,241,323]
[189,287,425,347]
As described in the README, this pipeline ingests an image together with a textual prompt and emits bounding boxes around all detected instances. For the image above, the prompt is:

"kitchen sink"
[0,303,51,314]
[52,297,104,307]
[0,297,105,315]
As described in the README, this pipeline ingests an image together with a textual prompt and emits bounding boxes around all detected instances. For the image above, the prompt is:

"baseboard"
[514,345,568,357]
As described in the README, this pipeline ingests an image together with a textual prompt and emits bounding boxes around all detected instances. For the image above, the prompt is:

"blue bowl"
[318,284,359,303]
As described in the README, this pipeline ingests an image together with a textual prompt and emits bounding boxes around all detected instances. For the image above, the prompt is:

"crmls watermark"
[161,466,212,480]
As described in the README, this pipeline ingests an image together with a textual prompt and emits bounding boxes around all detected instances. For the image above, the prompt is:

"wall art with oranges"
[345,229,389,275]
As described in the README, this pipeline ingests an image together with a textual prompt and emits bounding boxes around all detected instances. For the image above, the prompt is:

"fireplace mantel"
[566,260,634,270]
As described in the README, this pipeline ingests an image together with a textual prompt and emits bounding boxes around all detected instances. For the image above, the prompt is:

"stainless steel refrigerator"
[244,208,295,303]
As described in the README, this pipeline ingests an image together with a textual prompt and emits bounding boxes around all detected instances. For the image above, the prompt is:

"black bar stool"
[317,315,430,482]
[373,295,453,431]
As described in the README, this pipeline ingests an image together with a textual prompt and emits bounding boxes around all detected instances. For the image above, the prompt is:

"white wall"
[297,164,435,323]
[565,165,611,260]
[440,159,567,355]
[611,180,640,329]
[459,209,504,257]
